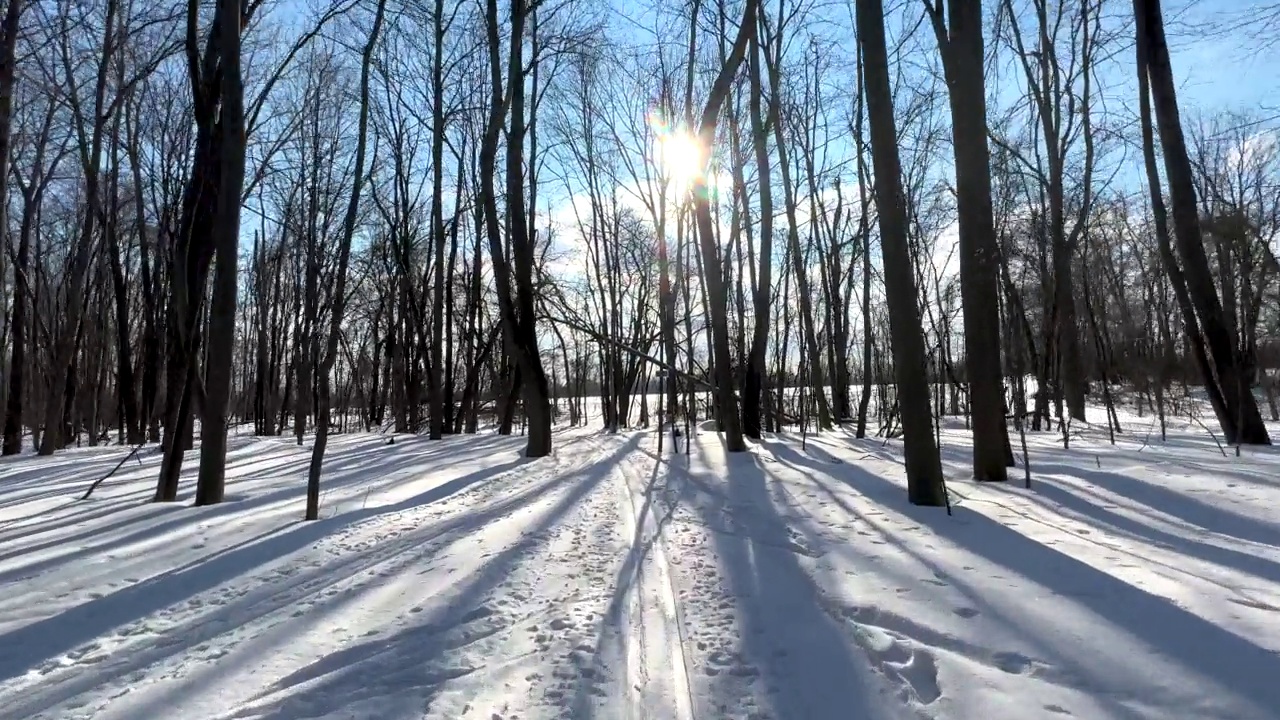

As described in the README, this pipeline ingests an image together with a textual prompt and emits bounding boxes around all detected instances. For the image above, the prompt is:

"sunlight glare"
[650,112,704,196]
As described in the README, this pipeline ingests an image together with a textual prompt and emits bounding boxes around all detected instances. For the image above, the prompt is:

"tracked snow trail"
[612,437,696,720]
[0,426,731,720]
[654,432,914,720]
[10,402,1273,720]
[0,428,641,720]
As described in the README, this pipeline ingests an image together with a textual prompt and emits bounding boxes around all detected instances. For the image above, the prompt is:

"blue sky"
[1158,0,1279,114]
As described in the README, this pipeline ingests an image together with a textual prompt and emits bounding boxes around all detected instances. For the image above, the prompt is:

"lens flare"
[649,111,704,197]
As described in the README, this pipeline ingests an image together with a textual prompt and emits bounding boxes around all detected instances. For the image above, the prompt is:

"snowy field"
[2,404,1280,719]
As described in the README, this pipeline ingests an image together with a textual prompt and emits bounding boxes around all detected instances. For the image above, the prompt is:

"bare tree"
[1134,0,1271,445]
[926,0,1011,480]
[856,0,946,504]
[306,0,387,520]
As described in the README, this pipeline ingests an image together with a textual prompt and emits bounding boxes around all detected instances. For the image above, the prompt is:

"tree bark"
[930,0,1010,479]
[691,0,757,452]
[195,0,249,505]
[306,0,386,520]
[856,0,946,504]
[1135,0,1270,445]
[741,22,774,439]
[427,0,448,441]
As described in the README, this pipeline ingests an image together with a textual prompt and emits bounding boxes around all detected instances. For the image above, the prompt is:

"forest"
[0,0,1277,515]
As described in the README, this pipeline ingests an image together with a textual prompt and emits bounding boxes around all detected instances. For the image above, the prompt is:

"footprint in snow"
[832,604,942,705]
[952,607,980,619]
[992,650,1034,674]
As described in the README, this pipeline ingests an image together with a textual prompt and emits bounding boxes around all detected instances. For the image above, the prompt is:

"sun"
[653,127,705,196]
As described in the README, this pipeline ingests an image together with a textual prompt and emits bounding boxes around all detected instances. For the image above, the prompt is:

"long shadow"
[191,435,641,720]
[1033,462,1280,548]
[0,442,600,720]
[570,441,677,720]
[0,446,294,547]
[606,445,682,606]
[767,443,1160,720]
[826,460,1280,719]
[1158,458,1280,490]
[850,433,1280,548]
[1011,479,1280,585]
[0,452,529,688]
[0,438,517,583]
[689,436,903,719]
[0,492,148,539]
[0,453,135,491]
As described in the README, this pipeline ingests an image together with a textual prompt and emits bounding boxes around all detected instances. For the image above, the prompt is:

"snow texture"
[2,405,1280,720]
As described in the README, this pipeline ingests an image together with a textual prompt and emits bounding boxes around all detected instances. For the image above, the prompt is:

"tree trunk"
[480,0,550,457]
[306,0,385,519]
[1136,0,1270,445]
[0,0,23,455]
[195,0,249,506]
[690,0,756,452]
[856,0,946,504]
[741,25,774,439]
[853,43,874,439]
[931,0,1009,479]
[427,0,447,440]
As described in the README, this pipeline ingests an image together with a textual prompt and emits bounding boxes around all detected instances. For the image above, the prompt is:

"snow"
[2,406,1280,720]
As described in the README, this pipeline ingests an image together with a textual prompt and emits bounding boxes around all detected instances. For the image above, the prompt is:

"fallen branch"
[1191,415,1229,457]
[542,312,716,392]
[80,444,149,500]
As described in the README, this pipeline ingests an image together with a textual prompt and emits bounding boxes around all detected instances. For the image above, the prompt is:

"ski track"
[3,405,1280,720]
[613,441,695,720]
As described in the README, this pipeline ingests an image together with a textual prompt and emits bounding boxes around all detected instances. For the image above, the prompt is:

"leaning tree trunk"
[689,0,757,452]
[768,89,832,431]
[1135,0,1270,445]
[479,0,551,457]
[306,0,386,520]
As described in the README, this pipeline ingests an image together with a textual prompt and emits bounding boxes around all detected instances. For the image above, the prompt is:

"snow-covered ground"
[2,405,1279,720]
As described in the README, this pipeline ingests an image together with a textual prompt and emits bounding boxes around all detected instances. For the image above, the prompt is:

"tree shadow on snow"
[1027,462,1280,549]
[187,435,641,720]
[0,432,574,717]
[0,435,518,585]
[1004,478,1280,588]
[783,446,1280,719]
[681,434,911,720]
[838,436,1280,582]
[568,441,685,720]
[765,442,1162,720]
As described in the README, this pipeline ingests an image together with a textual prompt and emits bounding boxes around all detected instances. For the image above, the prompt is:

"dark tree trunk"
[196,0,249,505]
[931,0,1010,479]
[1135,0,1270,445]
[857,0,946,504]
[0,0,24,456]
[691,0,757,452]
